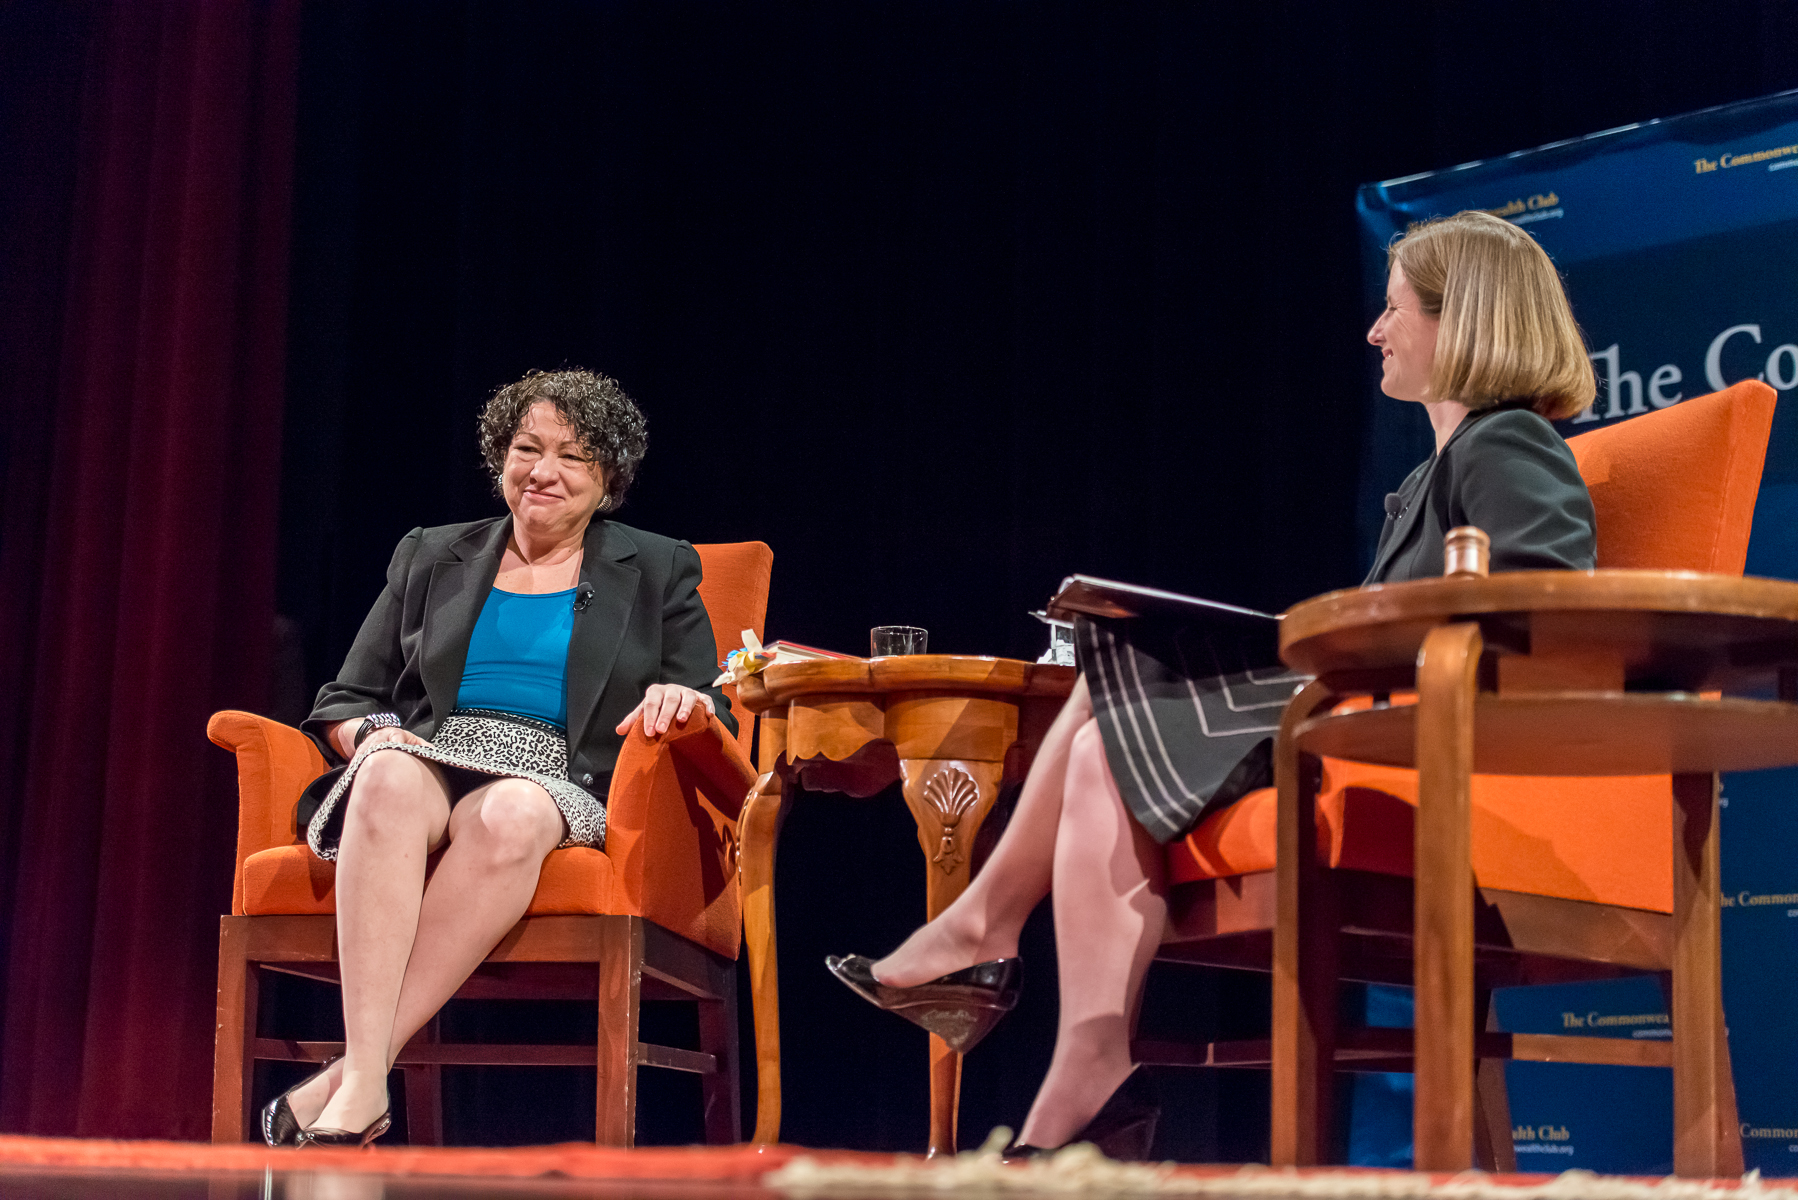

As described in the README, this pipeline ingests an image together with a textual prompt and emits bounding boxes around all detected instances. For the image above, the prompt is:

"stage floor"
[0,1136,1783,1200]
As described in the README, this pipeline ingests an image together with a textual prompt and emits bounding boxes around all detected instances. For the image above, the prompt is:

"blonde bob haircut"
[1388,210,1595,421]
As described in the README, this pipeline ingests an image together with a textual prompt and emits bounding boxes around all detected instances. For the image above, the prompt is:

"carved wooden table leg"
[900,758,1005,1157]
[740,770,791,1145]
[1671,771,1744,1177]
[1271,680,1341,1166]
[1413,622,1482,1171]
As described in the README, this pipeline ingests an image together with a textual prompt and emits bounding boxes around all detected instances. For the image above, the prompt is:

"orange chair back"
[1566,380,1776,574]
[693,541,774,758]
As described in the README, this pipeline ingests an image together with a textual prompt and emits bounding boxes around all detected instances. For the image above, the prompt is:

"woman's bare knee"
[1063,720,1126,815]
[343,750,442,837]
[1068,718,1107,772]
[458,782,563,867]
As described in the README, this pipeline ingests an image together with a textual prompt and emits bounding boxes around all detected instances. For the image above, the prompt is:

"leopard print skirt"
[306,708,606,861]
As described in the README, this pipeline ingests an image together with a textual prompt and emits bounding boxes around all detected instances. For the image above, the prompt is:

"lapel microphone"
[1383,492,1404,518]
[573,582,594,613]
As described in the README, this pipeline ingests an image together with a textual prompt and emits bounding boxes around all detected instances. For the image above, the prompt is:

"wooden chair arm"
[207,710,327,915]
[604,708,756,951]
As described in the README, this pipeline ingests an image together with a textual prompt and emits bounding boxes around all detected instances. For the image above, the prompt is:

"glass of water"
[870,625,929,656]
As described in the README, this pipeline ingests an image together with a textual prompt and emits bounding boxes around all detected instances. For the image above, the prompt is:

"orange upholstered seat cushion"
[241,845,338,915]
[241,845,620,917]
[1168,760,1673,914]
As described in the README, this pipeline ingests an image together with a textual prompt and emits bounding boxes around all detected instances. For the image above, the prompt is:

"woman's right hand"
[330,718,429,760]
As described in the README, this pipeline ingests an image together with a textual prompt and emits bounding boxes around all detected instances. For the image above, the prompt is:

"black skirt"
[1076,614,1306,845]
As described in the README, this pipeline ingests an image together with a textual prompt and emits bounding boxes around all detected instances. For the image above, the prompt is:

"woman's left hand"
[616,684,716,737]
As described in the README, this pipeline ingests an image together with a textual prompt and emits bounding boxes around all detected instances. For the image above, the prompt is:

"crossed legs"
[288,749,566,1134]
[871,676,1170,1148]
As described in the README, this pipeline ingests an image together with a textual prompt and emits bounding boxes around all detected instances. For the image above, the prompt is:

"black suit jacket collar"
[1364,456,1436,585]
[568,520,641,743]
[1363,404,1523,585]
[418,516,641,740]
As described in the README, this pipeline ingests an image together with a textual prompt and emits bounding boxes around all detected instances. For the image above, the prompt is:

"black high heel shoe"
[825,954,1021,1055]
[299,1098,392,1149]
[261,1054,342,1148]
[1002,1066,1160,1162]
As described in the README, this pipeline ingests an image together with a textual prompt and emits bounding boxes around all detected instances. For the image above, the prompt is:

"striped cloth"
[1076,614,1307,845]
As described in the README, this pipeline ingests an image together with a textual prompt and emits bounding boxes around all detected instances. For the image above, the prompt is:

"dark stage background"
[4,0,1798,1154]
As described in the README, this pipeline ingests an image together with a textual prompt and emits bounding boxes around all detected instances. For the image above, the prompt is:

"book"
[1045,575,1279,626]
[1044,575,1282,666]
[760,639,856,663]
[714,633,857,686]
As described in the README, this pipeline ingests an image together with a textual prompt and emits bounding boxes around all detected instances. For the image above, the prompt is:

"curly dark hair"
[478,368,648,513]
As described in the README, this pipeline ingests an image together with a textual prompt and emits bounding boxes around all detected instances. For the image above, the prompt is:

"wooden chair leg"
[403,1016,444,1146]
[1715,1012,1744,1175]
[1272,681,1342,1166]
[1671,772,1743,1177]
[596,915,644,1146]
[211,916,258,1143]
[699,955,742,1144]
[739,771,789,1144]
[1473,991,1516,1173]
[1413,622,1482,1171]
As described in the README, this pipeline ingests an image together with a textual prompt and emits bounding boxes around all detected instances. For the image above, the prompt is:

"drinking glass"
[1041,622,1075,666]
[870,625,928,656]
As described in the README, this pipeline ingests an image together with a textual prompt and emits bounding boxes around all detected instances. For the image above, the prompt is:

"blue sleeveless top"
[454,587,575,727]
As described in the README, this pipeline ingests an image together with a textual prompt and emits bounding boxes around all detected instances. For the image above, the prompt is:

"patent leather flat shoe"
[1001,1066,1160,1162]
[825,954,1021,1055]
[261,1054,343,1148]
[300,1102,392,1149]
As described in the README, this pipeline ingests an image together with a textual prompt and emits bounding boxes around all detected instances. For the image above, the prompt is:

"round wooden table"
[735,654,1075,1154]
[1270,569,1798,1177]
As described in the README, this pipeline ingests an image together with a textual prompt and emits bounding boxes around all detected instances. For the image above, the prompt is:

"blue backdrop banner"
[1353,87,1798,1175]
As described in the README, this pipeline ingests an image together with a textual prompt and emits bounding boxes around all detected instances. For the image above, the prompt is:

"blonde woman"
[828,210,1597,1158]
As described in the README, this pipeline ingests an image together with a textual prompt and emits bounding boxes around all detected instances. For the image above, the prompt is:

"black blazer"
[1364,403,1596,584]
[301,516,735,800]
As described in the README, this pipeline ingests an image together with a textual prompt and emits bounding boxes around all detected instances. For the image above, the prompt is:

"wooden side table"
[735,655,1076,1154]
[1272,569,1798,1176]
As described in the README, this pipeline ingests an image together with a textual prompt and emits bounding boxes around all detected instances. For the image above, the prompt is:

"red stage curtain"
[0,0,298,1139]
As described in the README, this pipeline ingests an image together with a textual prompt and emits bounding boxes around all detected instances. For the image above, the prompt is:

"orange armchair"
[209,540,772,1146]
[1147,382,1776,1167]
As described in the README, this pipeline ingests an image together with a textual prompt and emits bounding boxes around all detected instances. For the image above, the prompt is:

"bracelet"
[354,713,402,747]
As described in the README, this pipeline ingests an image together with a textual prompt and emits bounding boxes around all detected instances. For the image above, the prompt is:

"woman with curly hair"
[262,368,733,1146]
